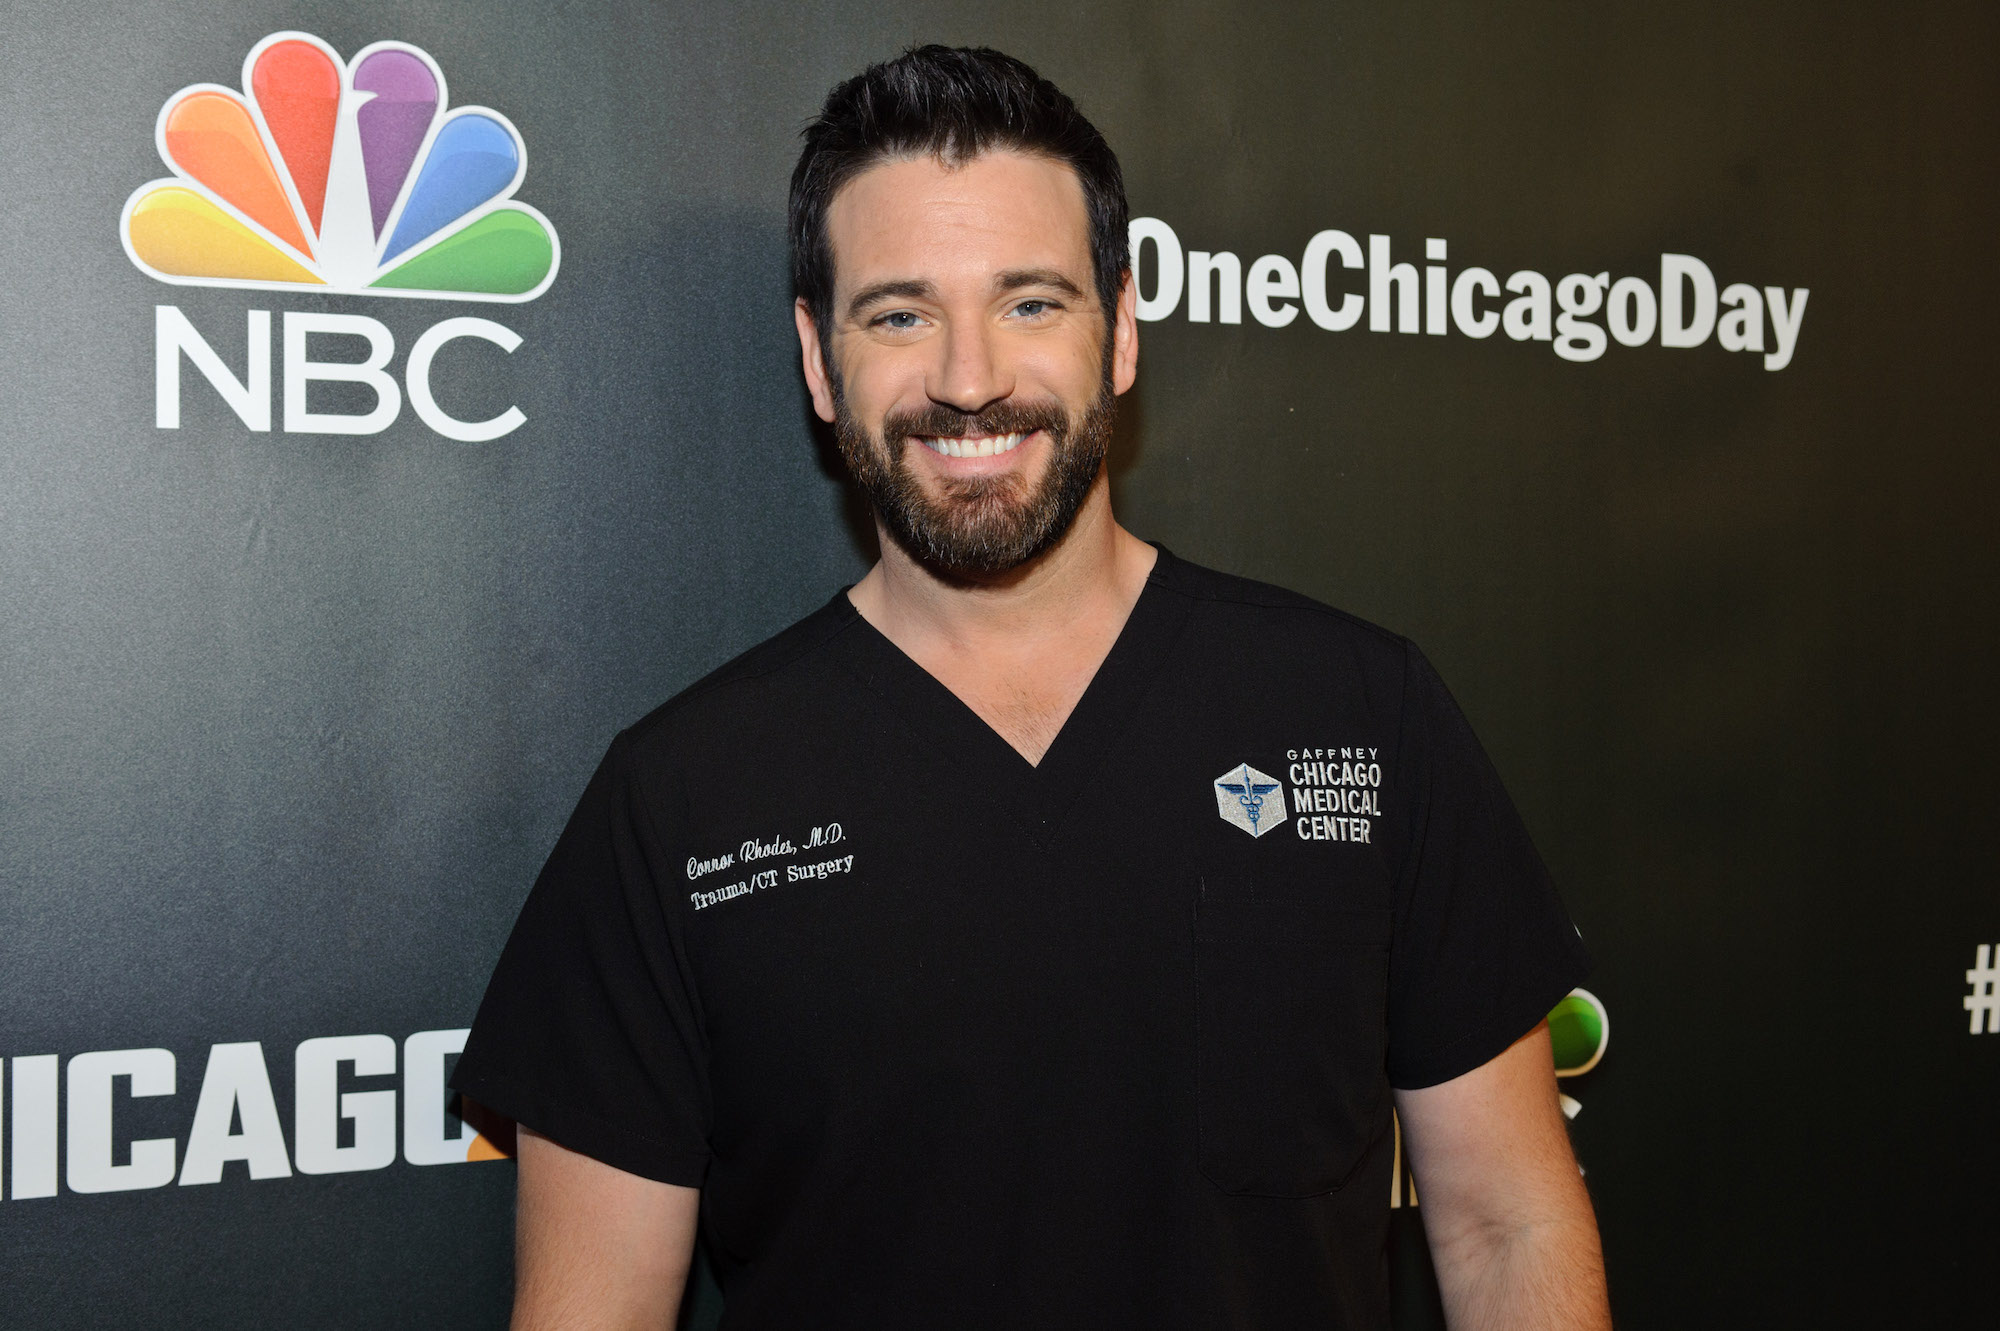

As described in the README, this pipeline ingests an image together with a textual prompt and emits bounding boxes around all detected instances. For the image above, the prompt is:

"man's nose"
[926,320,1013,414]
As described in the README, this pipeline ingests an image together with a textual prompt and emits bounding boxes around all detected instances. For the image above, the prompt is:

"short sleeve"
[1385,645,1591,1090]
[451,733,711,1185]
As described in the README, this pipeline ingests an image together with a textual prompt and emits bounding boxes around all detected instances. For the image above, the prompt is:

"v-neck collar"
[832,545,1194,850]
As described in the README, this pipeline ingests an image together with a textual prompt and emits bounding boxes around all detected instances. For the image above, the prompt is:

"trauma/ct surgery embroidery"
[685,820,854,910]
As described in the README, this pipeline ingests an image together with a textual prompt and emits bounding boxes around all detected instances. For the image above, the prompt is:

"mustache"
[881,399,1071,448]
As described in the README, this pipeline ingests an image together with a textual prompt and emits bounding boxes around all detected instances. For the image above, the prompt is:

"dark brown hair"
[790,45,1130,339]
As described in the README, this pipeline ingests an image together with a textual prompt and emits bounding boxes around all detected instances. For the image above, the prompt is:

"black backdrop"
[3,2,1994,1326]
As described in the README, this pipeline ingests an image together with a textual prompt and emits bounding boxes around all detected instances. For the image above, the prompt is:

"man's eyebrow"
[845,279,938,319]
[995,268,1085,298]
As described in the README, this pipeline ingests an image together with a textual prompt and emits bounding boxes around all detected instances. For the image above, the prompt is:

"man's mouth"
[915,431,1030,460]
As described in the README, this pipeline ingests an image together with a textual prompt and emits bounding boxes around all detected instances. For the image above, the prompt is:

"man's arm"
[512,1125,701,1330]
[1393,1022,1611,1330]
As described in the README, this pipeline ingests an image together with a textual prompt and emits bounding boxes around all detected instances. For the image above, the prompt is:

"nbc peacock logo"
[119,32,558,302]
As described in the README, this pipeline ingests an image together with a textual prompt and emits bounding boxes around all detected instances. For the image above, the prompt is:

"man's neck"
[846,481,1157,765]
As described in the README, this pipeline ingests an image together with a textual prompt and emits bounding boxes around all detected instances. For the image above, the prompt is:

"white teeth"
[921,431,1027,459]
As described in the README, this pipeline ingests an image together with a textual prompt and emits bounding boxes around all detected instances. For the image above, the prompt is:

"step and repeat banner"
[2,1,1992,1326]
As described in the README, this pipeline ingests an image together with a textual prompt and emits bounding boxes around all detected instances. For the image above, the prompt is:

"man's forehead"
[826,149,1092,297]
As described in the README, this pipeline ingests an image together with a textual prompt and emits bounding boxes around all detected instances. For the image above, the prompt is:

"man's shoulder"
[619,592,860,755]
[1155,547,1411,664]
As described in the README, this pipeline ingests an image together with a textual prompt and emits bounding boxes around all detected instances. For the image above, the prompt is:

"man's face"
[797,149,1137,579]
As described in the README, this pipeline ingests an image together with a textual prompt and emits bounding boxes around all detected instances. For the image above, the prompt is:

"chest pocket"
[1193,879,1392,1197]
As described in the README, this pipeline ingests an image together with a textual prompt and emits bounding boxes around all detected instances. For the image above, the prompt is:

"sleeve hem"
[452,1066,710,1188]
[1386,950,1593,1091]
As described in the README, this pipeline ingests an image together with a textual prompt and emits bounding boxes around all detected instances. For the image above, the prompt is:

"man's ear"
[795,299,838,424]
[1110,271,1139,397]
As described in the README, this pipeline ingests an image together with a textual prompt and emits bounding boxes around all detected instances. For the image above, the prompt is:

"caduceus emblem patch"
[1214,763,1286,838]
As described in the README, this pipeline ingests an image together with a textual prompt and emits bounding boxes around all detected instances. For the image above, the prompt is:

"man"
[454,45,1611,1330]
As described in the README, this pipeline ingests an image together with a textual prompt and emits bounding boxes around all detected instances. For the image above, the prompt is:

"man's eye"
[877,311,921,330]
[1012,300,1051,318]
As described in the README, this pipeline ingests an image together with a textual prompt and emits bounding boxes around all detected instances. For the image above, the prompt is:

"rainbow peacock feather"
[119,32,559,302]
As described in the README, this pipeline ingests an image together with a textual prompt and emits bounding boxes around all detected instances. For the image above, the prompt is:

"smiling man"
[454,46,1611,1330]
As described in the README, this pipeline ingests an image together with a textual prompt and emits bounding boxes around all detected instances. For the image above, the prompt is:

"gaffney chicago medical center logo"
[121,33,557,440]
[1214,764,1287,838]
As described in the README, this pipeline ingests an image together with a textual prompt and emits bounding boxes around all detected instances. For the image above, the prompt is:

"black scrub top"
[453,547,1589,1330]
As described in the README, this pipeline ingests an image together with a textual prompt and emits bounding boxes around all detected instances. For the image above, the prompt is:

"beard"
[833,369,1117,581]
